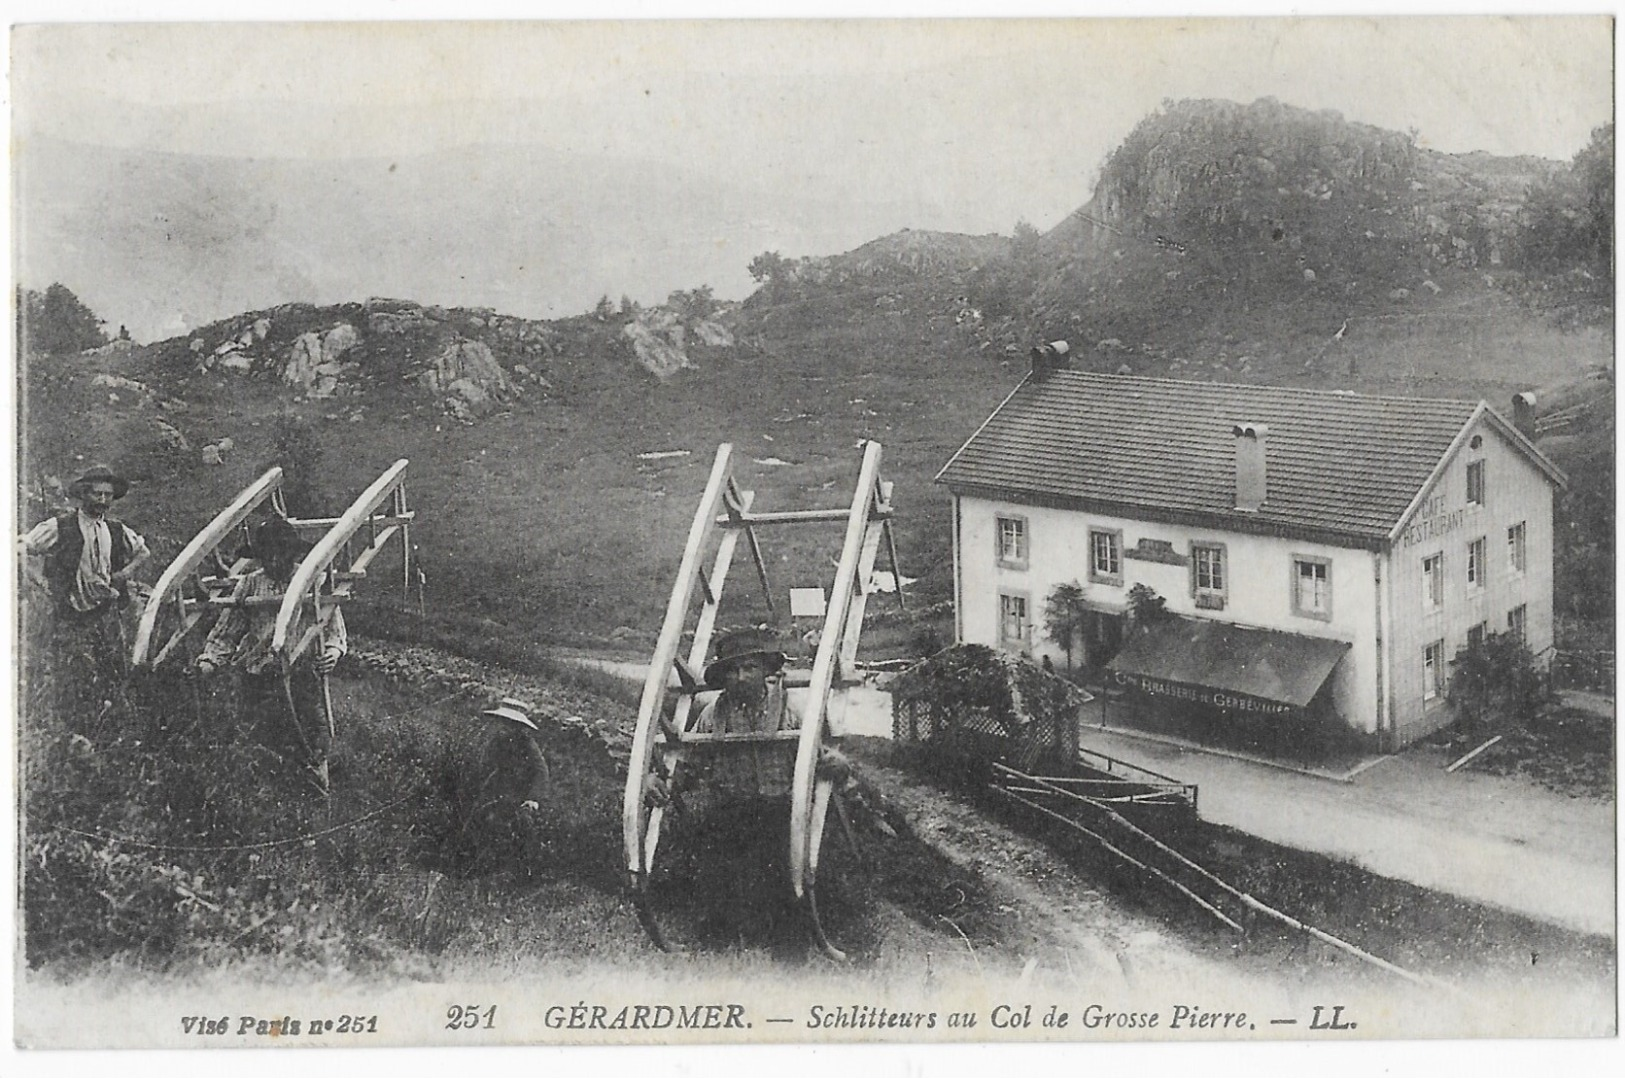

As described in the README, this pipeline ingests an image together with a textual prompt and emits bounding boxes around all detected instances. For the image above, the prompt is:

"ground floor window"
[1423,639,1445,703]
[998,592,1030,650]
[1507,604,1527,643]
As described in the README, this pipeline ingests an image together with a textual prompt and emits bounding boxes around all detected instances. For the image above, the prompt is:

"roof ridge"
[1054,369,1483,409]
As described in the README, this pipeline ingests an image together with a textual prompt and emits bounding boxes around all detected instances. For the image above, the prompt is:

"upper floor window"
[1466,537,1486,590]
[1466,621,1487,651]
[1507,521,1527,574]
[995,514,1028,570]
[1191,543,1227,610]
[1292,556,1332,621]
[1422,553,1444,611]
[1089,528,1123,586]
[1466,459,1486,506]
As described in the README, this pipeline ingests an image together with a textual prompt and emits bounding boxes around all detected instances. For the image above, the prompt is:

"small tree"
[18,282,108,356]
[1450,632,1546,731]
[1043,581,1087,670]
[592,295,615,322]
[748,250,789,285]
[1127,583,1168,624]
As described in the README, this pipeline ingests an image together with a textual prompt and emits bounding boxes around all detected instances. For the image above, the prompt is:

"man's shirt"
[196,566,348,674]
[21,511,149,614]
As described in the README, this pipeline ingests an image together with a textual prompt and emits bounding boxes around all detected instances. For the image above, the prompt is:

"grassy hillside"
[17,98,1612,659]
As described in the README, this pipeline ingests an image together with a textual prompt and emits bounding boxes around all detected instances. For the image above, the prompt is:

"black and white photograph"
[6,5,1617,1057]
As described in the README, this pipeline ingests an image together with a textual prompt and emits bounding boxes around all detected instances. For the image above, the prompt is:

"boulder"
[692,320,735,347]
[623,309,693,379]
[252,318,271,341]
[91,373,149,394]
[369,310,426,334]
[220,353,255,372]
[201,444,223,466]
[217,436,234,453]
[284,332,323,388]
[322,322,361,360]
[154,419,190,450]
[415,337,515,420]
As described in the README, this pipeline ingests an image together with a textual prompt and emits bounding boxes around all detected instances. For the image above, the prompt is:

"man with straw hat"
[188,514,347,792]
[20,463,152,732]
[455,697,552,874]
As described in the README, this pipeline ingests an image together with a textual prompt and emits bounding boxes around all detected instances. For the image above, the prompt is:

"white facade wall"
[1381,416,1559,745]
[956,494,1381,735]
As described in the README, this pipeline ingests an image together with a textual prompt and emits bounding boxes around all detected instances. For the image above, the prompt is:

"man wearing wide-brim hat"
[655,625,852,804]
[188,514,348,792]
[20,462,152,731]
[454,698,552,874]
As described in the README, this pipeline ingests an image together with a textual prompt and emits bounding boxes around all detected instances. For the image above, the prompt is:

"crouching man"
[455,698,552,876]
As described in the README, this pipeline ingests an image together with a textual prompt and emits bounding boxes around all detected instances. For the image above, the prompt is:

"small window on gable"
[1466,459,1486,506]
[995,514,1028,570]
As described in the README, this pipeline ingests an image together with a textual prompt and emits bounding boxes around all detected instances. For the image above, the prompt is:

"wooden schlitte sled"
[621,441,902,959]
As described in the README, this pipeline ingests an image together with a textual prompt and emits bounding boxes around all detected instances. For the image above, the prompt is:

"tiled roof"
[936,371,1490,544]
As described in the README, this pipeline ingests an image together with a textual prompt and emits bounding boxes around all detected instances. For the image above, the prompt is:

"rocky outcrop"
[623,309,694,378]
[413,337,518,422]
[283,322,361,397]
[691,319,734,347]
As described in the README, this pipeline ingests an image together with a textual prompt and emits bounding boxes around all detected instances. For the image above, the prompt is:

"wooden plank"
[132,467,284,667]
[716,507,892,526]
[1445,735,1503,773]
[791,440,885,897]
[622,445,733,878]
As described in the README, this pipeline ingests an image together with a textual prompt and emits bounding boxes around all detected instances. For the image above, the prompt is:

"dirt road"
[1083,727,1616,938]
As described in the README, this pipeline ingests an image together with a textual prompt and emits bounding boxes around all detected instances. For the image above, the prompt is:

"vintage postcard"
[6,6,1617,1060]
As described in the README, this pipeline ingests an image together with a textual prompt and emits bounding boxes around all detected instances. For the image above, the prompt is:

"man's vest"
[44,511,135,613]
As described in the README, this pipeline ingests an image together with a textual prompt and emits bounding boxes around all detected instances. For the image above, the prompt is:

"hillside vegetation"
[18,97,1613,657]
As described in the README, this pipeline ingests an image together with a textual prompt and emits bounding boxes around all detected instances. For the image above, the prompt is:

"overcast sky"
[12,12,1616,239]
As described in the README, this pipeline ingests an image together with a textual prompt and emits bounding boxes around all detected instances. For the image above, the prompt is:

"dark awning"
[1106,616,1350,715]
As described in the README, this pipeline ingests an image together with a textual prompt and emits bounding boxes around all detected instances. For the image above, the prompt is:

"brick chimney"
[1029,340,1071,380]
[1511,392,1538,440]
[1231,423,1269,511]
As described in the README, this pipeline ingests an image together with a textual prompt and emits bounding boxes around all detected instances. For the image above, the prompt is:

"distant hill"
[12,135,922,343]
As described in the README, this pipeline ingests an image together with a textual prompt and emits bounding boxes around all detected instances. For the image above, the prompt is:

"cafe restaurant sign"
[1112,671,1297,715]
[1401,493,1468,549]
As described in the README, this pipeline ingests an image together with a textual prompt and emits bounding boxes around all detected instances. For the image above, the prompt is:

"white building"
[936,355,1566,750]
